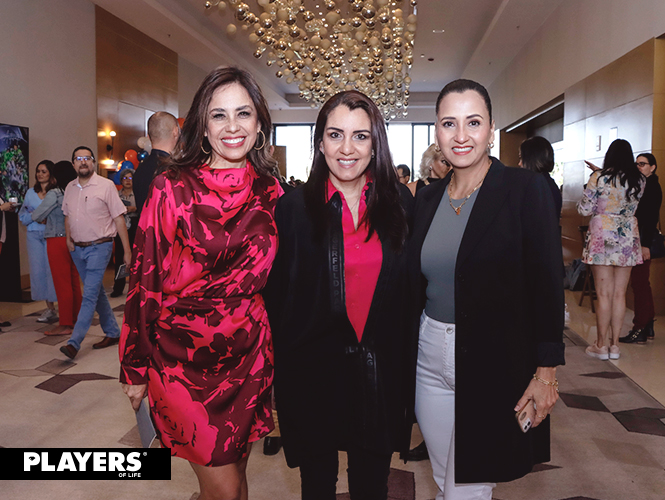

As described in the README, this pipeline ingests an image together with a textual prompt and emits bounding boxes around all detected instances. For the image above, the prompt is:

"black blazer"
[265,184,413,467]
[407,158,565,483]
[635,174,662,247]
[134,149,170,215]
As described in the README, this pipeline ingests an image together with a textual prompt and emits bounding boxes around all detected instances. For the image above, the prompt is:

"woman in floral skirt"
[578,139,645,360]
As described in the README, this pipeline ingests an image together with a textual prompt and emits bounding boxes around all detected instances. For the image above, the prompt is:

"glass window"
[387,123,413,173]
[274,125,313,182]
[413,125,432,180]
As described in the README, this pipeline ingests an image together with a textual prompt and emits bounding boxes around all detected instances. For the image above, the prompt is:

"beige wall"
[489,0,665,131]
[0,0,97,278]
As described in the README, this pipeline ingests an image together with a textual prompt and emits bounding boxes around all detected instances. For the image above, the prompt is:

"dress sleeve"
[577,171,600,216]
[522,174,565,367]
[32,190,58,222]
[119,175,178,384]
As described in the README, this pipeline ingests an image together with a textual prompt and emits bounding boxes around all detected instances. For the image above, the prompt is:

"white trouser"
[415,313,496,500]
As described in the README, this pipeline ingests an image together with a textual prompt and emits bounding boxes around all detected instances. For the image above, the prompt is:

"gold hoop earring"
[201,139,211,155]
[254,130,267,150]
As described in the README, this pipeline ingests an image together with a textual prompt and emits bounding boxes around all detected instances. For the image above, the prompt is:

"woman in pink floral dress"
[120,67,280,500]
[578,139,644,361]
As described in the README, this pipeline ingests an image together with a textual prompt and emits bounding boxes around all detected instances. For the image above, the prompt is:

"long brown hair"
[165,66,276,179]
[303,90,407,251]
[33,160,57,194]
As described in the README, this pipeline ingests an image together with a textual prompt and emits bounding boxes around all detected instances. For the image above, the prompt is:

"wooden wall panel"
[95,6,177,172]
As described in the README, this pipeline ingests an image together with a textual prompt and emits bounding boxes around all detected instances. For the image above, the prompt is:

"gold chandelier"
[205,0,417,119]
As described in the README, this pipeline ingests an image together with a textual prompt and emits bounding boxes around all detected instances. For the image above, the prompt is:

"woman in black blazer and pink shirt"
[407,79,565,500]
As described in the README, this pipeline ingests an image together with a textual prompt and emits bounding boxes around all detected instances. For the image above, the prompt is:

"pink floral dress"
[119,162,280,466]
[578,170,644,266]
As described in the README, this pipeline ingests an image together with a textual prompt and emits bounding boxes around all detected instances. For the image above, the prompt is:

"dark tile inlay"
[112,304,126,312]
[35,373,114,394]
[35,336,68,346]
[35,359,74,375]
[531,463,561,473]
[581,371,626,379]
[559,392,610,412]
[613,407,665,437]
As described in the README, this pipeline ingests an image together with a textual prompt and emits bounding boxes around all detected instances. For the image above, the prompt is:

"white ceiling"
[91,0,564,109]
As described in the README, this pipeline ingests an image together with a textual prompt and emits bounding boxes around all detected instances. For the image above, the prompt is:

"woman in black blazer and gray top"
[407,79,565,499]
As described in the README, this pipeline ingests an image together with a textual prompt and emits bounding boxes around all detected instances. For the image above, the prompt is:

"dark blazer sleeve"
[522,173,565,366]
[635,176,663,248]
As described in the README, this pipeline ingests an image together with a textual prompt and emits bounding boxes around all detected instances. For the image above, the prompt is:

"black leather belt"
[74,237,113,247]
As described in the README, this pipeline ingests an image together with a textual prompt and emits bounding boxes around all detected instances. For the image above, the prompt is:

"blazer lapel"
[456,159,510,268]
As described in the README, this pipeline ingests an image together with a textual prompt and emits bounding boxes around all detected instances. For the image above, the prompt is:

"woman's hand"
[584,160,600,172]
[514,367,558,429]
[122,383,148,411]
[642,246,651,261]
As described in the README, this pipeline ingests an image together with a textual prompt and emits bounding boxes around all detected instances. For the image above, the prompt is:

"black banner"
[0,449,171,480]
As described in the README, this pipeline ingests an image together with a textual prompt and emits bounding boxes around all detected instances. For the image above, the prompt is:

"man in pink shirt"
[59,146,131,359]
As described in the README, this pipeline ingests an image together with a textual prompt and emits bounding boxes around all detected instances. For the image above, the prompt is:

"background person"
[120,67,280,500]
[620,153,662,343]
[408,79,564,500]
[265,90,412,500]
[133,111,180,215]
[60,147,130,359]
[578,139,645,360]
[110,168,138,298]
[18,161,58,322]
[519,136,562,218]
[396,163,410,184]
[407,143,452,196]
[31,161,82,337]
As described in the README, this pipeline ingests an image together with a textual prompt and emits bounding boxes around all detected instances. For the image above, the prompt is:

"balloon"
[177,117,185,128]
[137,150,149,161]
[120,160,134,171]
[137,136,147,149]
[124,149,138,167]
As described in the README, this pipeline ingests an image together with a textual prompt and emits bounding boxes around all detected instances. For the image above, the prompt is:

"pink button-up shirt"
[62,172,127,243]
[327,178,383,342]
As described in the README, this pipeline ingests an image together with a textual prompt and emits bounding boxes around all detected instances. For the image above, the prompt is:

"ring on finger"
[537,414,547,419]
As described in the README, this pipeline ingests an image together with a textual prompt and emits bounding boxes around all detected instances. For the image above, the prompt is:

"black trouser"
[112,224,136,294]
[299,447,392,500]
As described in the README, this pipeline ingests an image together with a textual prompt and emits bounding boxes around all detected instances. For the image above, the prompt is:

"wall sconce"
[99,130,116,167]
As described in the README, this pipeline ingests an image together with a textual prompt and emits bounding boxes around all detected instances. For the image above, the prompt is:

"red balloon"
[177,117,185,128]
[124,149,138,167]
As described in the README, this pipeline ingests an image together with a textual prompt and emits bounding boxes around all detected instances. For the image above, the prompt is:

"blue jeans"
[68,242,119,350]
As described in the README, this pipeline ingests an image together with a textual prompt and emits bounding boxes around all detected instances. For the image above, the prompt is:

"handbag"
[650,228,665,259]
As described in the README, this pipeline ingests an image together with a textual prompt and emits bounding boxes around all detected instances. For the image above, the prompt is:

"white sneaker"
[585,343,609,360]
[37,309,57,323]
[609,345,620,360]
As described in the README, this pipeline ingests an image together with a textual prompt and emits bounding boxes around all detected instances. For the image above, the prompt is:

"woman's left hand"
[514,367,558,428]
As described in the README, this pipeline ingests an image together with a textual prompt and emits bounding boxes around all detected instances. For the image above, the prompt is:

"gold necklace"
[448,159,492,215]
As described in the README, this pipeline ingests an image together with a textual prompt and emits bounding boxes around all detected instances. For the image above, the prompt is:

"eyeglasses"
[74,156,94,162]
[122,176,133,180]
[636,161,651,168]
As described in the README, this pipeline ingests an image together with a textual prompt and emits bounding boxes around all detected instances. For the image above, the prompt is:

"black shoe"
[406,441,429,462]
[110,290,123,298]
[60,344,78,359]
[0,321,11,328]
[646,319,655,340]
[263,436,282,456]
[619,328,647,344]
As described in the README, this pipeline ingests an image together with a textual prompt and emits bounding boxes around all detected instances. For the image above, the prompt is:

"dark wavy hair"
[637,152,657,172]
[53,161,78,191]
[303,90,408,251]
[33,160,57,194]
[600,139,643,201]
[436,79,492,121]
[520,136,554,174]
[165,66,276,179]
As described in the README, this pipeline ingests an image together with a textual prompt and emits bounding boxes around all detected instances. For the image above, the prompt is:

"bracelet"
[533,374,559,392]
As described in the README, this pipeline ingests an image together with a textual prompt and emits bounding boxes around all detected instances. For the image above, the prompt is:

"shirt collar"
[325,175,373,203]
[76,171,99,189]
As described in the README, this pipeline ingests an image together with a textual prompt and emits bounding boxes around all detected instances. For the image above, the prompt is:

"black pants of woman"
[299,447,392,500]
